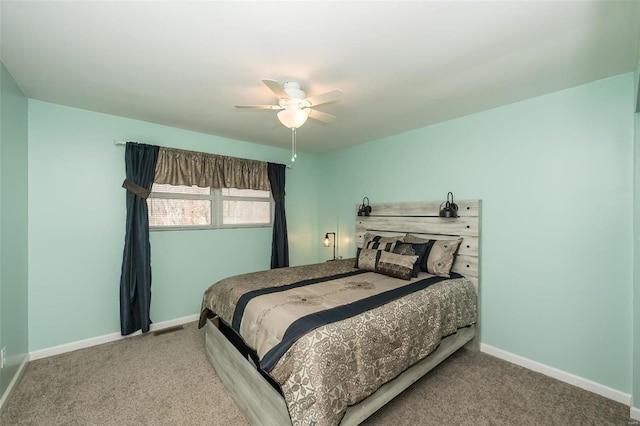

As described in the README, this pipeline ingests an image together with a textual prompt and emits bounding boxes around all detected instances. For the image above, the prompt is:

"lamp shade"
[277,107,309,129]
[439,192,458,218]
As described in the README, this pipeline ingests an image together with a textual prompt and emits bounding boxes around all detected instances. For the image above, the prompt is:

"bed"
[199,199,481,426]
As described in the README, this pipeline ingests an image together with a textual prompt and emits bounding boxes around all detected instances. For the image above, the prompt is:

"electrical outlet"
[0,347,5,368]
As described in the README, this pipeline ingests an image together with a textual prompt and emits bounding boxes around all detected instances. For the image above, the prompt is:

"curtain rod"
[114,140,291,169]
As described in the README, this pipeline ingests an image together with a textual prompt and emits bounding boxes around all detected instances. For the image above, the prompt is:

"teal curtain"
[119,142,159,335]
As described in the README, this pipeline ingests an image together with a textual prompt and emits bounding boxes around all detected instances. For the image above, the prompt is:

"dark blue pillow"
[393,242,430,277]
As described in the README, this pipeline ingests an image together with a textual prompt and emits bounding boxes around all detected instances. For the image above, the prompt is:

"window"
[147,183,273,230]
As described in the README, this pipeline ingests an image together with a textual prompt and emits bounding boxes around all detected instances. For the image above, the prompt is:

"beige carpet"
[0,322,632,426]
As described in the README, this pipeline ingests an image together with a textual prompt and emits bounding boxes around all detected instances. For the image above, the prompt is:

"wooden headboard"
[355,199,481,290]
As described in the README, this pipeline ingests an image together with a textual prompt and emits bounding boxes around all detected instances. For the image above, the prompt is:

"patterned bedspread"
[199,259,477,426]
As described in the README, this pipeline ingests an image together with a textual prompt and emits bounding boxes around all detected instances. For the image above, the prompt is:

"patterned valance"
[154,147,270,191]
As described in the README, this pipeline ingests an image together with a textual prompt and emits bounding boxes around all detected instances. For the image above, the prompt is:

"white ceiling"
[1,1,639,154]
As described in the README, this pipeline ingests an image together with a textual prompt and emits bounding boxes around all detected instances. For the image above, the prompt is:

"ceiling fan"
[236,79,343,162]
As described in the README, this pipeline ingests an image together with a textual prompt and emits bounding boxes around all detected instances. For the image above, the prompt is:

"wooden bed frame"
[204,199,481,425]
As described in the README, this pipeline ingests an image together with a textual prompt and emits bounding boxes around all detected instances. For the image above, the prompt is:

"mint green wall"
[27,100,321,351]
[318,74,634,394]
[0,62,29,396]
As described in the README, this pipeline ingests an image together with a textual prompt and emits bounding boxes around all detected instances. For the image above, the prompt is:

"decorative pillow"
[402,234,435,272]
[357,248,382,271]
[392,242,429,278]
[363,233,404,251]
[355,233,403,268]
[404,233,462,277]
[376,251,418,280]
[427,238,462,277]
[403,233,430,244]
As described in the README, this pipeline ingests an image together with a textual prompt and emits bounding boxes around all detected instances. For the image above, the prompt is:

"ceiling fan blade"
[262,79,288,99]
[307,109,335,123]
[305,89,343,107]
[235,105,283,110]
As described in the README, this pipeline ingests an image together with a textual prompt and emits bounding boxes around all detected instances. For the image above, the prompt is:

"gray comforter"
[200,259,477,426]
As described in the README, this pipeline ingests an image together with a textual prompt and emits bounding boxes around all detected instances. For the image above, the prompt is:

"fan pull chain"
[291,127,297,162]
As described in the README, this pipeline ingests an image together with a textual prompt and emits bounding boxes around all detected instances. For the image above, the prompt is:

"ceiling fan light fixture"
[277,107,309,129]
[236,79,342,162]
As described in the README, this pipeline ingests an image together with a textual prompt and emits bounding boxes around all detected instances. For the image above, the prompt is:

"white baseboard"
[0,354,29,416]
[631,406,640,421]
[29,314,200,361]
[480,343,632,406]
